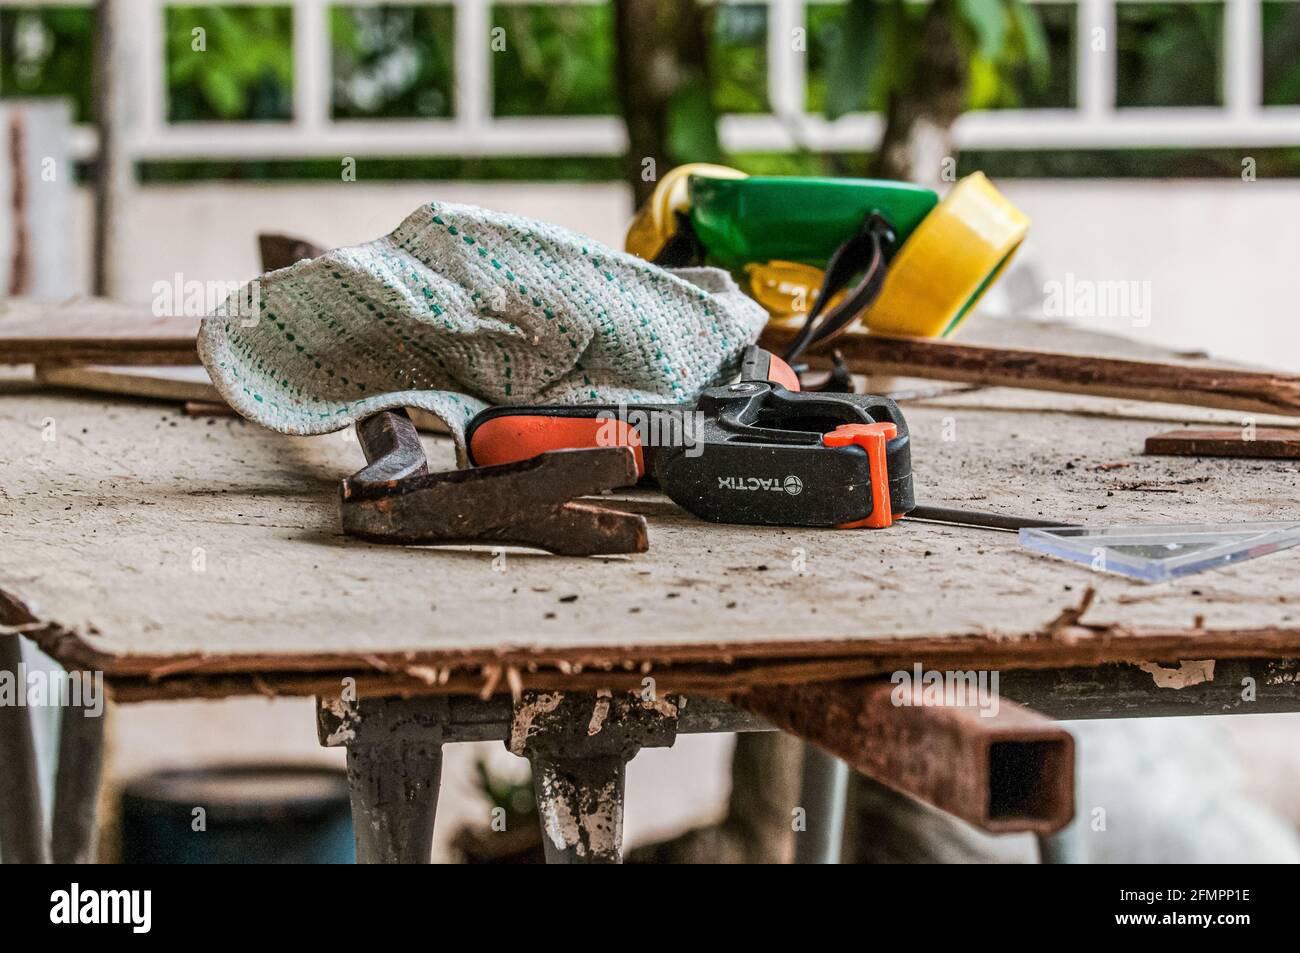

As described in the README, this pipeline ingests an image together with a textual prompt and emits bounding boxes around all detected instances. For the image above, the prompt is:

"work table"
[3,316,1299,864]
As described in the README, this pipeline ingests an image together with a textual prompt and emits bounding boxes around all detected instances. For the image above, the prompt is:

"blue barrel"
[120,765,354,864]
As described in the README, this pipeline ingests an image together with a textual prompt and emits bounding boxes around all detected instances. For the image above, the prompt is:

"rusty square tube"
[735,679,1074,834]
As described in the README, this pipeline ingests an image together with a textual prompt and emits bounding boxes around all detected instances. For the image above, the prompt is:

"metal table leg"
[0,635,48,864]
[509,691,680,864]
[1037,726,1083,864]
[345,741,443,864]
[1037,824,1085,863]
[51,695,106,864]
[316,691,767,864]
[317,694,446,864]
[793,743,848,864]
[527,750,630,864]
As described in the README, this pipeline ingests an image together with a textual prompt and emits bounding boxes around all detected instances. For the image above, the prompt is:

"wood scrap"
[9,234,324,409]
[760,325,1300,418]
[183,400,238,417]
[258,233,325,271]
[0,298,199,366]
[0,233,325,368]
[35,364,219,403]
[1145,427,1300,459]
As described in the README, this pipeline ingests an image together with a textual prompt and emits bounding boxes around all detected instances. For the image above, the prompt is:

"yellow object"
[625,163,746,261]
[744,260,843,325]
[866,172,1029,338]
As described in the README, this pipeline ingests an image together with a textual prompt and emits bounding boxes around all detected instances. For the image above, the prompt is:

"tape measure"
[867,172,1029,338]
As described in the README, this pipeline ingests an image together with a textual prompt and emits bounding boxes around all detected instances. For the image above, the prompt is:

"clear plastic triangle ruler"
[1018,521,1300,583]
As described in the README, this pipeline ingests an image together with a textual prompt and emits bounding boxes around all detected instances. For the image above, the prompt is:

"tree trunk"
[870,0,969,186]
[6,112,31,296]
[612,0,713,206]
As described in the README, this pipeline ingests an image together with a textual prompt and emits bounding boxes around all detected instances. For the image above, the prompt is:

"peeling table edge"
[7,583,1300,700]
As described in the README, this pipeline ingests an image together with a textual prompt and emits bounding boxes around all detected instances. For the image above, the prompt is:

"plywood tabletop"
[3,318,1300,695]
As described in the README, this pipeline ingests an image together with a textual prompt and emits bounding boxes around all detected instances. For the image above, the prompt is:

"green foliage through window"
[331,5,455,119]
[712,3,769,113]
[806,2,883,113]
[1115,2,1223,107]
[0,6,95,122]
[165,5,294,121]
[491,4,616,116]
[1262,1,1300,105]
[971,2,1075,109]
[3,0,1300,183]
[806,0,1069,115]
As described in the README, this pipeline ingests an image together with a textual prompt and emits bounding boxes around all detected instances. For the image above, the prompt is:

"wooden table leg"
[0,635,49,864]
[51,696,106,864]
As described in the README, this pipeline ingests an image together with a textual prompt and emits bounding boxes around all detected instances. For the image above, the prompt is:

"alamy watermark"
[891,663,1000,717]
[0,663,104,717]
[50,883,151,933]
[595,404,705,458]
[152,273,263,327]
[1042,272,1151,328]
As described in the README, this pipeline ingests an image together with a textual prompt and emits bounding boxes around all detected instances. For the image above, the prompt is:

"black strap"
[782,212,896,362]
[652,211,707,268]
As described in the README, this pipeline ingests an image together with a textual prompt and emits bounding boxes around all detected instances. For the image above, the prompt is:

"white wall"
[69,181,635,301]
[0,101,74,298]
[995,179,1300,372]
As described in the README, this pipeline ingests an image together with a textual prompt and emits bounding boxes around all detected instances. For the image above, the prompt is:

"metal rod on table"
[905,505,1077,533]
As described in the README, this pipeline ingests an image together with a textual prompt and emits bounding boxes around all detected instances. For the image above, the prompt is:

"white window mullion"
[767,0,807,126]
[455,0,492,153]
[137,0,165,139]
[1078,0,1117,120]
[32,0,1300,163]
[293,0,331,133]
[1224,0,1261,118]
